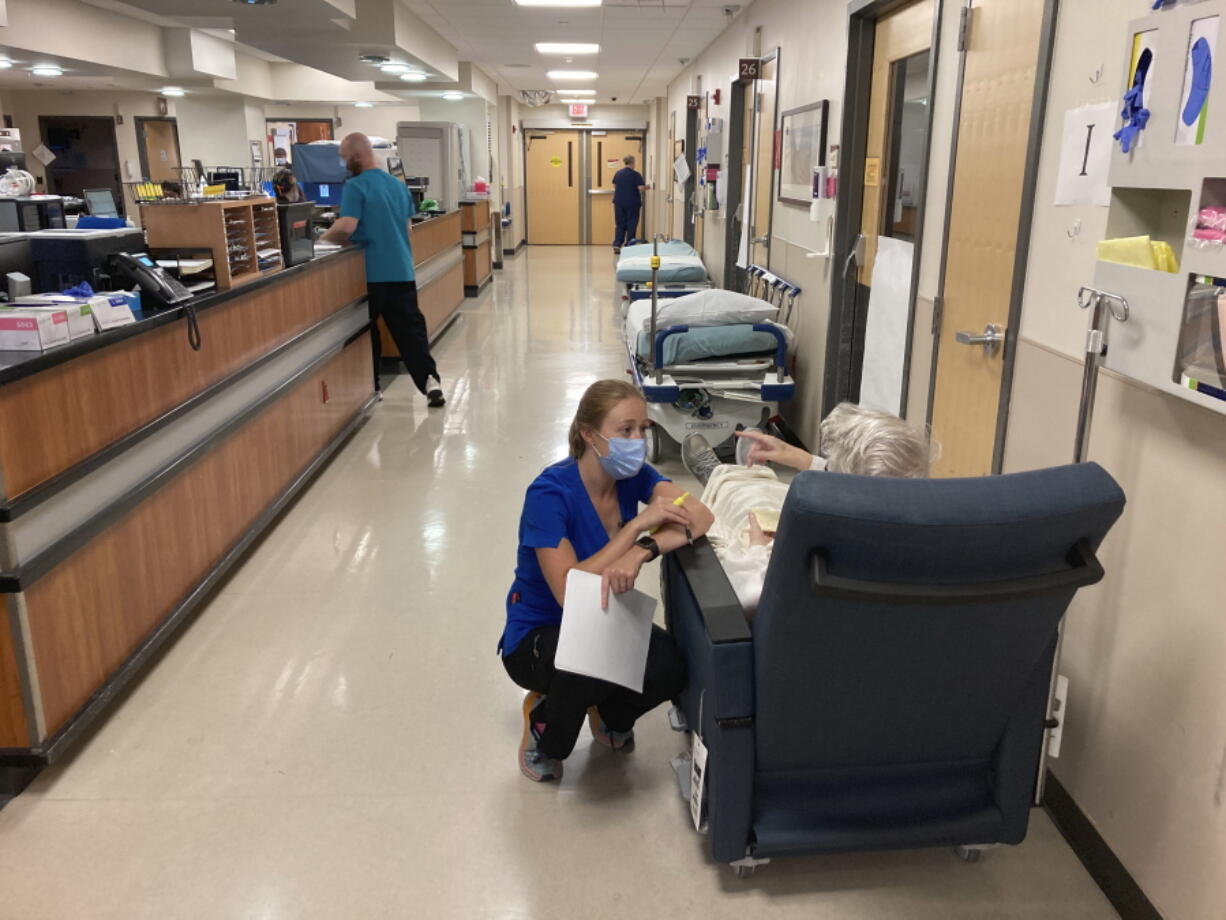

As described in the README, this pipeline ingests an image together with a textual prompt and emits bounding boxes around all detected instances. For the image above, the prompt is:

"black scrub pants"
[366,281,438,394]
[502,624,686,760]
[614,204,641,249]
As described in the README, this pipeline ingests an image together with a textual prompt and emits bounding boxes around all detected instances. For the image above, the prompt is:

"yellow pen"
[650,492,692,543]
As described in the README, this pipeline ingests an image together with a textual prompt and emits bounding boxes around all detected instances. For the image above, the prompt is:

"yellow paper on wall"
[1097,235,1158,270]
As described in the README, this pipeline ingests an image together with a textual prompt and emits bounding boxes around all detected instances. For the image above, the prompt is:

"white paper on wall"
[673,154,691,186]
[735,164,752,268]
[858,236,914,416]
[1054,102,1116,207]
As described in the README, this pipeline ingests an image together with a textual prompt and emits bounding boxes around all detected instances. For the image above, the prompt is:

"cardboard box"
[6,298,95,340]
[91,292,138,330]
[0,309,70,351]
[12,292,135,332]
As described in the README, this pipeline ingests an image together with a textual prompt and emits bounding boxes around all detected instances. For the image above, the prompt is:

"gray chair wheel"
[955,845,982,863]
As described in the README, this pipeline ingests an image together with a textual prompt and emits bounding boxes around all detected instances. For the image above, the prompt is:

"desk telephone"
[111,251,201,351]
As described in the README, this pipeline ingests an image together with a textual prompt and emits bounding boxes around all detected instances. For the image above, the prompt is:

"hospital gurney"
[625,236,796,462]
[617,239,712,302]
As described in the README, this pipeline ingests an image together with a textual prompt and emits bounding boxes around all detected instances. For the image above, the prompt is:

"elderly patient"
[682,403,936,615]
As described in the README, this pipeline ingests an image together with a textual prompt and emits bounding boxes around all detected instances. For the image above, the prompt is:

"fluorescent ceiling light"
[400,72,429,82]
[355,101,373,108]
[442,92,464,101]
[515,0,601,7]
[160,87,186,97]
[380,63,409,74]
[535,43,599,55]
[548,70,597,80]
[31,66,63,77]
[557,89,595,96]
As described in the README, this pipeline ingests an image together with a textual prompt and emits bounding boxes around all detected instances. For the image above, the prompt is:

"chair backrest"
[752,463,1125,774]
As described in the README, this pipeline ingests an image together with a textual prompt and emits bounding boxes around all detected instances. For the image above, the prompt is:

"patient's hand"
[746,512,775,547]
[736,430,814,472]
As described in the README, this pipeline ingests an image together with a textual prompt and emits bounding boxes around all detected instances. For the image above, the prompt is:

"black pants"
[614,204,641,249]
[502,625,686,760]
[367,281,438,394]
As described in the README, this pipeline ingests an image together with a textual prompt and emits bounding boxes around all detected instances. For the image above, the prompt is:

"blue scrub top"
[500,458,669,655]
[339,169,417,282]
[612,167,645,208]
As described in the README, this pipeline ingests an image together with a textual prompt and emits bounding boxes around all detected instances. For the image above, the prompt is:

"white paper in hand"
[555,569,655,693]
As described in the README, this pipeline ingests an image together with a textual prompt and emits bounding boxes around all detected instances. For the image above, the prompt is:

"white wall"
[520,104,650,130]
[418,96,494,194]
[1002,3,1226,919]
[664,0,849,449]
[175,95,255,169]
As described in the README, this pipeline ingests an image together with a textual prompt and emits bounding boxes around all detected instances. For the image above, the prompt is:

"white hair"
[818,402,937,478]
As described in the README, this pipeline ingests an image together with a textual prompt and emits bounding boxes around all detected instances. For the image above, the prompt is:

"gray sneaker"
[682,433,723,485]
[519,692,563,782]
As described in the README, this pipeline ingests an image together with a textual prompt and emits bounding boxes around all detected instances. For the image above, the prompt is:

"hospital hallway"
[0,246,1117,919]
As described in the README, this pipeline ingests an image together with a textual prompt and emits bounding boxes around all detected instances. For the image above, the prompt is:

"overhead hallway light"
[355,101,374,108]
[556,89,595,96]
[233,0,277,5]
[442,92,465,101]
[31,66,63,77]
[535,43,599,55]
[515,1,601,7]
[547,70,597,80]
[0,60,12,70]
[380,63,409,74]
[400,72,430,82]
[160,87,186,96]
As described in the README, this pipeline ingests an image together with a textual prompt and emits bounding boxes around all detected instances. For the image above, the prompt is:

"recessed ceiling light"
[515,0,601,7]
[556,89,595,96]
[547,70,597,80]
[442,91,464,101]
[400,72,429,82]
[355,101,373,108]
[31,66,63,77]
[380,63,409,74]
[0,61,12,70]
[160,87,186,96]
[535,43,599,55]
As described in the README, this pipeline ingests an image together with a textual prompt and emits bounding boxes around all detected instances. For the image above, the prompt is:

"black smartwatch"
[634,535,661,562]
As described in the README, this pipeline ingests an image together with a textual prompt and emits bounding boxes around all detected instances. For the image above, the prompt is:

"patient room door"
[748,52,779,269]
[587,131,644,246]
[526,130,581,244]
[927,0,1054,475]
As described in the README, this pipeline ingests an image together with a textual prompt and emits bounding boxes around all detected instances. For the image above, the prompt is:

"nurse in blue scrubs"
[500,379,714,782]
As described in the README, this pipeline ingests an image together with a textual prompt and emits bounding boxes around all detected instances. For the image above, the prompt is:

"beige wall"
[1002,2,1226,919]
[664,0,849,449]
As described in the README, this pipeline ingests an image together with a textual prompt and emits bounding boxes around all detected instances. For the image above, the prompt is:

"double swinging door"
[525,129,645,245]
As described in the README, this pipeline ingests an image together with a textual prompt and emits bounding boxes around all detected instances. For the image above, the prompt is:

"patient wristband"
[635,535,661,561]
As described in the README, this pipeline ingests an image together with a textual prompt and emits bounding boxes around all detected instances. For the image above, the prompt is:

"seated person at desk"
[500,379,714,783]
[272,167,304,204]
[682,404,935,615]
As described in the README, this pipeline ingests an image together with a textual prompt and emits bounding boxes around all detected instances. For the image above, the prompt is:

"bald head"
[340,132,376,175]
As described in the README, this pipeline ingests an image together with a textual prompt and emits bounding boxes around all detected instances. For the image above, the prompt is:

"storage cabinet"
[460,199,493,296]
[141,199,283,290]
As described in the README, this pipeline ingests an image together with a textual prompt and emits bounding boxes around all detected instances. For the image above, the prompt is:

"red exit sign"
[568,102,589,118]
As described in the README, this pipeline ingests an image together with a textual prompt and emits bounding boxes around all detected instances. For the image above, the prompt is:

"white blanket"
[700,464,790,615]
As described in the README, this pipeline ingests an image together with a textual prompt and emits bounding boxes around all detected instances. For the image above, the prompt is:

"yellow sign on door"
[864,156,881,187]
[549,156,563,168]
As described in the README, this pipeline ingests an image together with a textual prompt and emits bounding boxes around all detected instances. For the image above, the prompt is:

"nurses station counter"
[376,208,464,360]
[0,246,374,767]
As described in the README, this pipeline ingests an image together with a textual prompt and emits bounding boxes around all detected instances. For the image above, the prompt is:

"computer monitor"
[302,181,344,208]
[387,157,405,181]
[208,169,243,192]
[84,187,119,218]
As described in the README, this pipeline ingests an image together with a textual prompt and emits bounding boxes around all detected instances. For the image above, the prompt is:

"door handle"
[842,233,866,281]
[588,189,613,195]
[955,323,1005,357]
[751,235,769,244]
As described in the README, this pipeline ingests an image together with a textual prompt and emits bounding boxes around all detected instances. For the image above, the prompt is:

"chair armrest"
[663,539,756,863]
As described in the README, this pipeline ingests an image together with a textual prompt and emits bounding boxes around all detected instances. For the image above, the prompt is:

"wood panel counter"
[0,248,376,769]
[460,200,493,297]
[376,209,464,361]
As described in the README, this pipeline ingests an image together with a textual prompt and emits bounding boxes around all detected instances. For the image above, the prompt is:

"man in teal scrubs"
[323,133,444,407]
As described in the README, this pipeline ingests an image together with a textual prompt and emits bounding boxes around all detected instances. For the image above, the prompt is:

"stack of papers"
[555,570,655,693]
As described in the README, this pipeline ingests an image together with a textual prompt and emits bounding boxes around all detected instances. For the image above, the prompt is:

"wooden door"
[748,54,778,268]
[588,131,644,246]
[295,121,334,143]
[139,118,181,182]
[928,0,1048,476]
[526,130,581,245]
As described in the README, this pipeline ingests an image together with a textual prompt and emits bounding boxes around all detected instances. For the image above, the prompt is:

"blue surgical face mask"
[593,432,647,480]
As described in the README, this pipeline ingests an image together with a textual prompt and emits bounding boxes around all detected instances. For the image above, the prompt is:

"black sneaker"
[426,376,445,408]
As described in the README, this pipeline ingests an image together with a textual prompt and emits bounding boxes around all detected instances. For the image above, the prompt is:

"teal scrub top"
[340,169,417,283]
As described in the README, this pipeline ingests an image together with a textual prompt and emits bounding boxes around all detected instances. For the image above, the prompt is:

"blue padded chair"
[663,462,1125,875]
